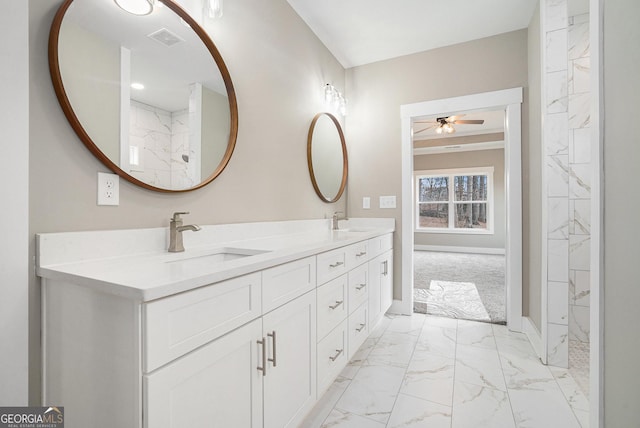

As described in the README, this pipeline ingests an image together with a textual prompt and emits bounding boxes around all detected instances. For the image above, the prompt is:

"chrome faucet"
[331,211,347,230]
[168,212,201,252]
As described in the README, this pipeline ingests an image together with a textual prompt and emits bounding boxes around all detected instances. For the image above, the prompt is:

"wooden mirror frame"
[307,112,348,203]
[48,0,238,193]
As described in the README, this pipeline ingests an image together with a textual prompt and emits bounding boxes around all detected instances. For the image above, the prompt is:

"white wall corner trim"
[523,316,544,360]
[0,0,29,405]
[401,87,523,329]
[414,245,505,255]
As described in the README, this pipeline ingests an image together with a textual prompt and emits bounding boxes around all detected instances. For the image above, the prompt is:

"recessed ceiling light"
[114,0,153,16]
[131,82,145,90]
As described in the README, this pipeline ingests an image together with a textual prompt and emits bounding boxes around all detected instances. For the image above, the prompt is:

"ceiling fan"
[414,115,485,135]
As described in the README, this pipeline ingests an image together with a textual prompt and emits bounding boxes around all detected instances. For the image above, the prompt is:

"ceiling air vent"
[147,28,184,47]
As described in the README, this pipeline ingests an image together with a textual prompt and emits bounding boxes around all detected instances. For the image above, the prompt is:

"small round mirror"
[307,113,348,203]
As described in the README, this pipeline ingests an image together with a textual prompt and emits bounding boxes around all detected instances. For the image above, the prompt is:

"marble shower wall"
[129,101,194,189]
[543,0,591,368]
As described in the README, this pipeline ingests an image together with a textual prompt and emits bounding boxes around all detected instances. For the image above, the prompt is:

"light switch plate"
[97,172,119,206]
[379,195,396,209]
[363,197,371,209]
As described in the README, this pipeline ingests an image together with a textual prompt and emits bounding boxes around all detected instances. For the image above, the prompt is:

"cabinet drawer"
[317,275,348,340]
[317,247,348,285]
[348,263,368,314]
[348,302,369,360]
[143,272,261,373]
[262,256,316,313]
[345,240,370,268]
[368,233,393,258]
[317,319,348,395]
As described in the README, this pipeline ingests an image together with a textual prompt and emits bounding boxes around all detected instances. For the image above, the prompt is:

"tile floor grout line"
[491,324,519,428]
[382,314,427,428]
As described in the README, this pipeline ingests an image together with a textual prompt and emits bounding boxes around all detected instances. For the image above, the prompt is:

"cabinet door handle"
[356,323,366,332]
[329,348,343,362]
[356,283,366,290]
[329,300,344,310]
[257,338,267,376]
[267,331,277,367]
[382,260,388,276]
[356,251,367,257]
[329,261,344,268]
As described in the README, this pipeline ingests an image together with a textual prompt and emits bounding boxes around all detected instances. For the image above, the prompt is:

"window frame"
[414,166,495,235]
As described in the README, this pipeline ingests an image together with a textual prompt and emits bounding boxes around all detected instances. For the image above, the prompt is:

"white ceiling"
[286,0,538,68]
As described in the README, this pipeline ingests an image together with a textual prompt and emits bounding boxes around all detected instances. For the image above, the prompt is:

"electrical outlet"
[363,197,371,209]
[97,172,119,206]
[379,195,396,209]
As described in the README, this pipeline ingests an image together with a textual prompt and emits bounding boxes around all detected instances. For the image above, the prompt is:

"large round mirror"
[49,0,238,192]
[307,113,348,203]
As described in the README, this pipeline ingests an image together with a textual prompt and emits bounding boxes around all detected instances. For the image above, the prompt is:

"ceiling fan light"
[435,126,444,134]
[447,126,455,134]
[114,0,153,15]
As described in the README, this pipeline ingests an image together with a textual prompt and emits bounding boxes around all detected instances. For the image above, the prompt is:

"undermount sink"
[165,247,270,265]
[336,228,373,233]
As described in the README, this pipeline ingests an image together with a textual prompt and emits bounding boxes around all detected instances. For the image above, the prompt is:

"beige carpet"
[413,251,506,324]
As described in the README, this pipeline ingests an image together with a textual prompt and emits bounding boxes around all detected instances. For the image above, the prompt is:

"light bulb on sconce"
[323,83,348,116]
[114,0,153,15]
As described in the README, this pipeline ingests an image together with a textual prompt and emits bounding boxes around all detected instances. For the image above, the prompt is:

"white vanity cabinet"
[38,222,394,428]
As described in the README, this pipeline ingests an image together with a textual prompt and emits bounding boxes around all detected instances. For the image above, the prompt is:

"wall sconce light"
[207,0,223,18]
[114,0,154,15]
[324,83,348,116]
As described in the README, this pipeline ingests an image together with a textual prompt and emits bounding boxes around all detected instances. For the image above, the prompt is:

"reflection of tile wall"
[543,0,591,368]
[129,100,173,188]
[129,102,193,189]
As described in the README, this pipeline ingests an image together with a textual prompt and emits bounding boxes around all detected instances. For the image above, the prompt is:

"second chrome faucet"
[168,212,201,252]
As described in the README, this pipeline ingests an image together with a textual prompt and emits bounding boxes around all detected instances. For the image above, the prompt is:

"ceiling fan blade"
[414,120,437,124]
[452,119,485,125]
[414,126,435,134]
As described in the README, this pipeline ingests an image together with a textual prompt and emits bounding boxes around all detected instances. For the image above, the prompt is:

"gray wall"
[603,0,640,424]
[413,149,505,250]
[526,2,542,330]
[201,85,231,178]
[28,0,345,402]
[58,20,120,161]
[346,29,529,300]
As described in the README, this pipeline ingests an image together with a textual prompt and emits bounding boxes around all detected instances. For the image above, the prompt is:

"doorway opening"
[399,88,523,331]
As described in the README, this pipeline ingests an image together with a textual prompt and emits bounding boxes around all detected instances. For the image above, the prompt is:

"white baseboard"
[414,245,505,255]
[522,316,543,360]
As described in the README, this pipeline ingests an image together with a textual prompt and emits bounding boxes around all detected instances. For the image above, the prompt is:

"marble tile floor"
[301,314,589,428]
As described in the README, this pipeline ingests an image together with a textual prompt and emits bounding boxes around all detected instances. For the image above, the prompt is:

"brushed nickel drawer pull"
[329,300,344,310]
[329,261,344,268]
[267,331,277,367]
[356,251,367,257]
[257,338,267,376]
[355,283,366,290]
[329,349,343,362]
[356,323,366,332]
[382,260,388,276]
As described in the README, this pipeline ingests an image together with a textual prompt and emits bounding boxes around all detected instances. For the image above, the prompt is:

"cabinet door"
[144,319,263,428]
[368,254,382,328]
[263,291,316,428]
[380,250,394,313]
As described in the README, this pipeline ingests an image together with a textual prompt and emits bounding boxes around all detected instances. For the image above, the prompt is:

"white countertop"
[36,218,394,302]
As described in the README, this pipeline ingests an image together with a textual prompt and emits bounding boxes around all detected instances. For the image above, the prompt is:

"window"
[415,167,494,234]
